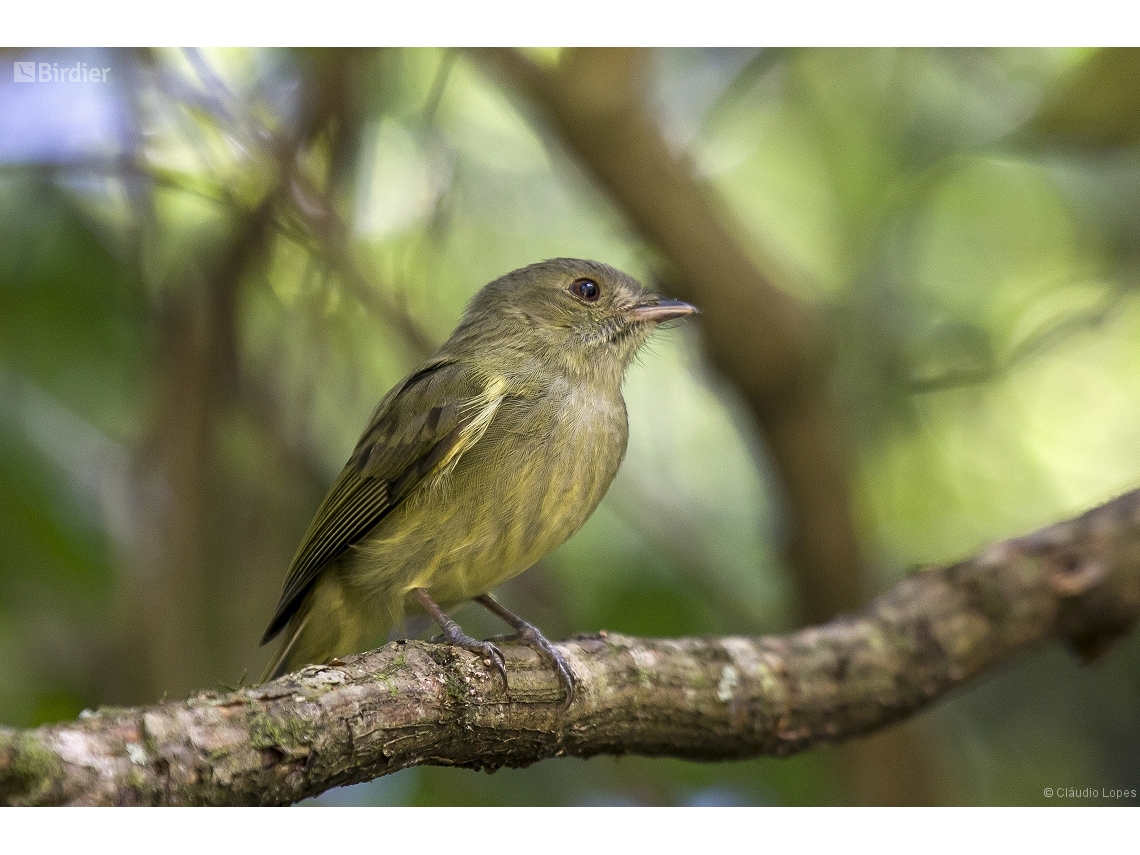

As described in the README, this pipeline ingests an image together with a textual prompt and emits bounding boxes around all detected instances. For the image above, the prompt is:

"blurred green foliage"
[1,47,1138,805]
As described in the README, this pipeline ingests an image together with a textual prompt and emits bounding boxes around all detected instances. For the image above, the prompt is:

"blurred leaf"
[0,392,114,613]
[1031,48,1140,147]
[0,174,145,430]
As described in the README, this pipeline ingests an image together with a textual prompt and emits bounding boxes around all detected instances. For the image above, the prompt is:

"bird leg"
[475,594,576,709]
[412,588,508,689]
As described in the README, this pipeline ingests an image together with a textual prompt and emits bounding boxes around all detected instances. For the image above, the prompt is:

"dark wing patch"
[260,359,483,644]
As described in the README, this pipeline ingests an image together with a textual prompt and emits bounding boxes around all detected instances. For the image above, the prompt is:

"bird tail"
[259,574,395,683]
[260,609,314,683]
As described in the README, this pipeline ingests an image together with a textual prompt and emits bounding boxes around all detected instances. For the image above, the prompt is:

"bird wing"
[260,359,505,644]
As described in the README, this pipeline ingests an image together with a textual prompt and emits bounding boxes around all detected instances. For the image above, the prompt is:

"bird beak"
[628,298,698,323]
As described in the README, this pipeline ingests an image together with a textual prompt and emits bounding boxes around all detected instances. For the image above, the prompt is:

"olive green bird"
[260,258,696,704]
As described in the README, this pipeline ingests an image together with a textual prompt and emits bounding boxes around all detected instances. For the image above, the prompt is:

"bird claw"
[473,594,576,709]
[434,632,508,691]
[478,640,509,689]
[512,625,576,710]
[416,588,510,693]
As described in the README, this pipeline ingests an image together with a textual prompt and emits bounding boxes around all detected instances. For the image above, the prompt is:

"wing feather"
[261,360,503,643]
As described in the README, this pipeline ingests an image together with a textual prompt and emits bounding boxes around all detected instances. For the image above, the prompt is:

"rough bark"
[3,488,1139,806]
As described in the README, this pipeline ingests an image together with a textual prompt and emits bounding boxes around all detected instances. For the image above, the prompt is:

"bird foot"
[436,626,508,689]
[510,624,576,710]
[415,588,508,689]
[475,594,576,709]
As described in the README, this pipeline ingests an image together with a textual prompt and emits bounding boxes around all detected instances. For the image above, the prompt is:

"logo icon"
[13,62,36,83]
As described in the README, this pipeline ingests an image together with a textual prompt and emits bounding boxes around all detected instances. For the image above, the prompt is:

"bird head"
[452,258,697,383]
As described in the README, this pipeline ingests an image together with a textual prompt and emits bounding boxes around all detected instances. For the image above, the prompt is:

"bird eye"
[570,278,600,302]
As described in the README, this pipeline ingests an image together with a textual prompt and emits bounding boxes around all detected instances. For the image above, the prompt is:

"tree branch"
[3,488,1139,805]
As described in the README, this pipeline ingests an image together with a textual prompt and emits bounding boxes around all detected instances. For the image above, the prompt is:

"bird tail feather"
[259,573,395,683]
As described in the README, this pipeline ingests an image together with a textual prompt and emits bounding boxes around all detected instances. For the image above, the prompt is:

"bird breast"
[348,378,629,609]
